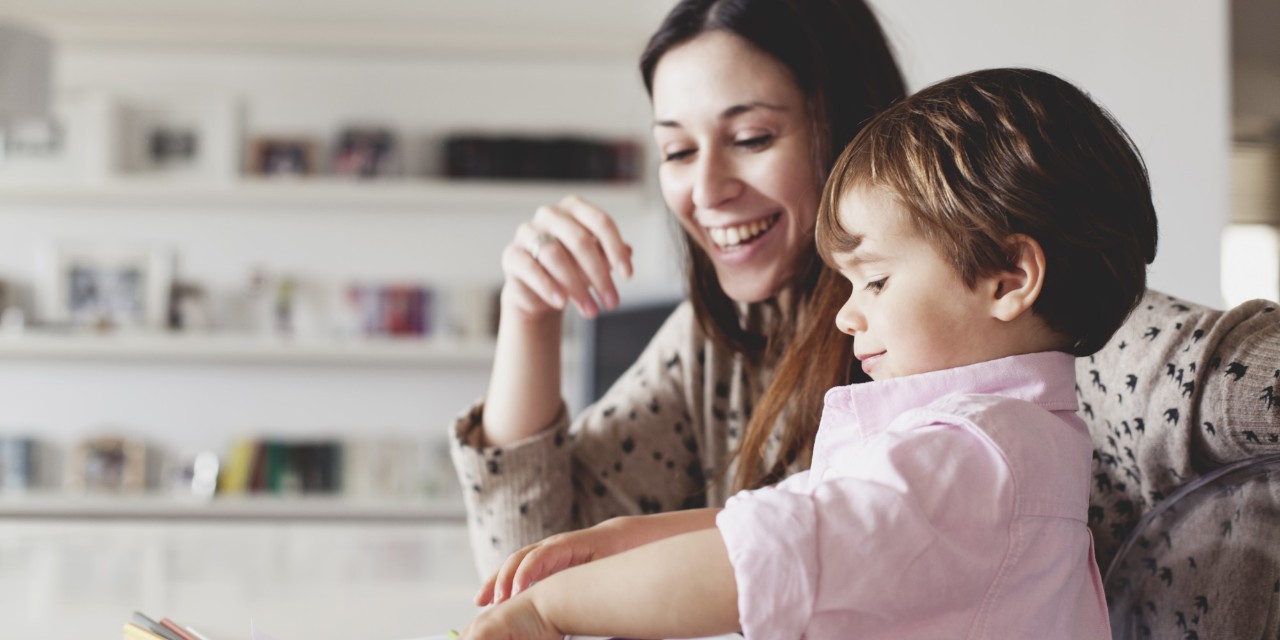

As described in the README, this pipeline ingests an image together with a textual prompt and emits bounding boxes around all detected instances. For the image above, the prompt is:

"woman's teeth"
[707,215,777,249]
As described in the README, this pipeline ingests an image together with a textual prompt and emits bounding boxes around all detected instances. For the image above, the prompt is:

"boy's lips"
[857,351,885,374]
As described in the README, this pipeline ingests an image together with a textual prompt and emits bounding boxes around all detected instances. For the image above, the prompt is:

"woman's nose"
[692,149,743,210]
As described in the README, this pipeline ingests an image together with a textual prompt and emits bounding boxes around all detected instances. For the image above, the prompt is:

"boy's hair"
[816,67,1158,357]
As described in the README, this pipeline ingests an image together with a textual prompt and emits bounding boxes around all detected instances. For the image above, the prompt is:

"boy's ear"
[988,233,1046,322]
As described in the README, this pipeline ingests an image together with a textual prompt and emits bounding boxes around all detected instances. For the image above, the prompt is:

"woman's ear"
[989,233,1046,322]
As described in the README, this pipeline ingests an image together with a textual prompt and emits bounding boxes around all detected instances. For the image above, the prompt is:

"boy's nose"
[835,299,864,336]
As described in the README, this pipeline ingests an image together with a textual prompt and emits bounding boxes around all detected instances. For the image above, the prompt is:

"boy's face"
[830,187,1011,381]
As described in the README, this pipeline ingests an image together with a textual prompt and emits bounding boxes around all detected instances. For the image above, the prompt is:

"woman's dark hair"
[639,0,906,491]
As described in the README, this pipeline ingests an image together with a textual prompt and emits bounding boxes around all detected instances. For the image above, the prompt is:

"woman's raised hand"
[501,195,634,322]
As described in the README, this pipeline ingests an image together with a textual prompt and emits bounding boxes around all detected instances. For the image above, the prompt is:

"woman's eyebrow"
[653,101,788,128]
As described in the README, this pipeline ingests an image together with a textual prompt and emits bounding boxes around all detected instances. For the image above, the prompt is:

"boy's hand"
[460,593,561,640]
[476,519,628,606]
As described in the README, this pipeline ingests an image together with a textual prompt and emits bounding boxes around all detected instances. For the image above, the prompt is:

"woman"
[450,0,906,575]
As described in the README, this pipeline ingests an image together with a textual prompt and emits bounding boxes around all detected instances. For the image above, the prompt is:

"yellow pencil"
[124,622,167,640]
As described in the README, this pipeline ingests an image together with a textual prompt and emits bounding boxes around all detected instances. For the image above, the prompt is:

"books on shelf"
[218,436,446,499]
[124,611,212,640]
[0,433,455,504]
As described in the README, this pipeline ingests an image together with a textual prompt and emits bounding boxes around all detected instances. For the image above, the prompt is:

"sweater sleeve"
[449,302,710,576]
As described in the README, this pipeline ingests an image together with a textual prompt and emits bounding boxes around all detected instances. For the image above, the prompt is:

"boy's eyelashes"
[734,133,773,150]
[865,277,888,293]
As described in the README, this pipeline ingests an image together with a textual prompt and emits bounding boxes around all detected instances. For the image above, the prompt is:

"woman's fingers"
[530,207,607,316]
[503,196,634,320]
[501,238,566,314]
[557,195,634,281]
[534,199,632,314]
[491,544,537,604]
[474,573,497,607]
[510,545,571,597]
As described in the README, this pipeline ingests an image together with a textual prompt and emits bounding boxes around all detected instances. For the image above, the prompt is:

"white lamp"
[0,20,53,161]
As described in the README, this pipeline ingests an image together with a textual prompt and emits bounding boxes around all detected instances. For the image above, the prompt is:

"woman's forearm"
[482,303,565,447]
[531,528,740,638]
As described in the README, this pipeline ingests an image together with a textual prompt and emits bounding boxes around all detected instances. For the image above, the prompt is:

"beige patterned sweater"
[449,301,798,576]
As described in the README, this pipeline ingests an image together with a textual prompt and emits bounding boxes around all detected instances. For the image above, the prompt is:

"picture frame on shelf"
[247,136,318,177]
[65,435,148,493]
[38,242,174,330]
[331,126,400,178]
[115,93,243,180]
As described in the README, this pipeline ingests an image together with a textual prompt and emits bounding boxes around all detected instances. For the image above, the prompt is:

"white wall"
[0,45,680,458]
[873,0,1228,308]
[0,0,1231,458]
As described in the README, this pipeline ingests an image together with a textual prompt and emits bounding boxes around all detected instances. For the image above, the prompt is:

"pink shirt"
[716,351,1110,639]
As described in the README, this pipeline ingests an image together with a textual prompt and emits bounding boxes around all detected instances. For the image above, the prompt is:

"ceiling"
[0,1,679,56]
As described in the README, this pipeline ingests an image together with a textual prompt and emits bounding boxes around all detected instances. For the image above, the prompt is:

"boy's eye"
[736,134,773,150]
[865,277,887,293]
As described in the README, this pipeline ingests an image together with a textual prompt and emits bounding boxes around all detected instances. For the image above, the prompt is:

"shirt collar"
[824,351,1080,437]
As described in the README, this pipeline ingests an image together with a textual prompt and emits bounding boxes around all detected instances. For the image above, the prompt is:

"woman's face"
[651,31,821,303]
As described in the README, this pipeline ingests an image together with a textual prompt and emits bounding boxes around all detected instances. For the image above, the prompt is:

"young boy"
[461,67,1157,640]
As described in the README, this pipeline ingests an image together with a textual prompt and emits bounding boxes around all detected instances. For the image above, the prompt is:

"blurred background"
[0,0,1272,638]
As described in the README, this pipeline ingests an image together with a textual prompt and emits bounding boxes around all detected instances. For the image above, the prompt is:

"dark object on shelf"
[148,127,199,165]
[332,127,400,178]
[444,134,640,182]
[247,136,317,176]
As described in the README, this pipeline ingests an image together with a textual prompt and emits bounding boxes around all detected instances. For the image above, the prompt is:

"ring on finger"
[528,231,556,262]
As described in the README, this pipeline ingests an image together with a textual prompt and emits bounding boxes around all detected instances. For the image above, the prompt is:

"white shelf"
[0,176,652,213]
[0,492,467,523]
[0,332,499,368]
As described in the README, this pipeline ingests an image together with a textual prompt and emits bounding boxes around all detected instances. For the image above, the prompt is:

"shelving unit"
[0,492,466,522]
[0,332,496,367]
[0,330,586,368]
[0,176,652,212]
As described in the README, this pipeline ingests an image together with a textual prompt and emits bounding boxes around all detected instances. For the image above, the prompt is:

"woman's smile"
[704,212,782,252]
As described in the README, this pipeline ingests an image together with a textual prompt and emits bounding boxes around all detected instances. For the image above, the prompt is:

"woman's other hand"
[501,195,634,322]
[475,518,627,606]
[460,593,561,640]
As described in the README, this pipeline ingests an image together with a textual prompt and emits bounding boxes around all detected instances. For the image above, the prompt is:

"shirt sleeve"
[716,421,1011,639]
[449,302,711,576]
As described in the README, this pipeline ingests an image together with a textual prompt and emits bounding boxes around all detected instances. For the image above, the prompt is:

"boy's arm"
[532,528,740,638]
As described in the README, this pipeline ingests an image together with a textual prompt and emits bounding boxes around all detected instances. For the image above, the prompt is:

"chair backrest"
[1075,290,1280,638]
[1102,453,1280,640]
